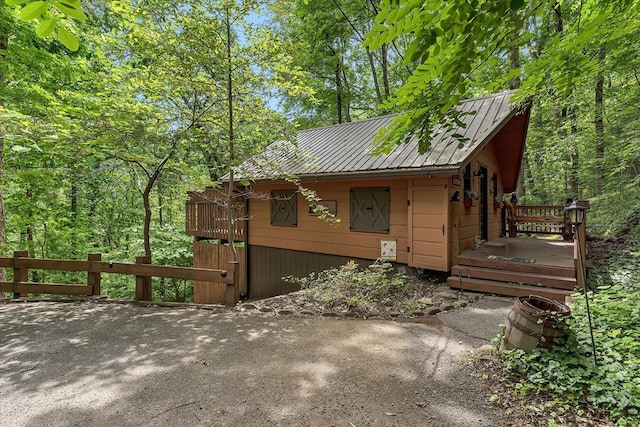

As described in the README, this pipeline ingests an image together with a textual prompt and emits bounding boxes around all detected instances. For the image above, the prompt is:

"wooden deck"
[448,237,577,301]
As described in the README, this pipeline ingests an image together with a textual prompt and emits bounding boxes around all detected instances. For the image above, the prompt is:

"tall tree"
[269,0,406,127]
[365,0,640,154]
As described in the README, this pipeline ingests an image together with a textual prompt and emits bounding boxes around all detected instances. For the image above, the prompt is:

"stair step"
[456,254,575,278]
[447,277,572,302]
[451,265,577,290]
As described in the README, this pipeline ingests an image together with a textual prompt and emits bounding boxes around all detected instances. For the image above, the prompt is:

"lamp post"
[565,200,597,366]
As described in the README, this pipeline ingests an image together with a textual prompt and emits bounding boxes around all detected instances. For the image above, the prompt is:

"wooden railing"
[0,251,239,305]
[505,203,573,239]
[504,200,590,288]
[185,198,245,241]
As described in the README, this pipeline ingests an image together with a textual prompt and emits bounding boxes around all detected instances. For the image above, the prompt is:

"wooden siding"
[248,245,372,300]
[408,177,449,271]
[452,138,505,254]
[247,178,409,264]
[193,241,246,304]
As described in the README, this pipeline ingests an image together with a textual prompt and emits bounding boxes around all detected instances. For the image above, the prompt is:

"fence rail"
[185,200,245,241]
[0,251,238,305]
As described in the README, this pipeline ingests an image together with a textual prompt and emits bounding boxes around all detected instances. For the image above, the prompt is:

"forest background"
[1,0,639,302]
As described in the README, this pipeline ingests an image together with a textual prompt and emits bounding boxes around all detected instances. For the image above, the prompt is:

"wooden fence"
[193,241,246,304]
[0,250,239,305]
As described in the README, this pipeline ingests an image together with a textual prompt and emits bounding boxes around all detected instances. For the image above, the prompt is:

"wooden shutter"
[270,191,297,226]
[350,188,389,233]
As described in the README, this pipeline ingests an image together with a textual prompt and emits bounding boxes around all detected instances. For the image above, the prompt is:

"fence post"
[13,250,29,298]
[135,256,152,301]
[87,253,102,296]
[226,261,239,306]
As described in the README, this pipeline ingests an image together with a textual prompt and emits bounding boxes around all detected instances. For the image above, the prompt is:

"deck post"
[575,220,588,290]
[506,202,517,237]
[13,250,29,298]
[135,256,152,301]
[226,260,239,306]
[87,253,102,296]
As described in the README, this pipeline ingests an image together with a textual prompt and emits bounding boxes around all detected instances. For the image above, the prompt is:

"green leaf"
[19,1,48,21]
[53,1,87,22]
[509,0,525,11]
[36,18,57,38]
[11,145,31,153]
[6,0,27,5]
[57,26,79,51]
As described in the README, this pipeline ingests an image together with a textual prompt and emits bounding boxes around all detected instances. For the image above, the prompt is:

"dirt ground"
[0,298,511,427]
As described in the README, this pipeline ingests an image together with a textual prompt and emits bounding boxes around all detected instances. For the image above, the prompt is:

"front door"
[479,165,489,241]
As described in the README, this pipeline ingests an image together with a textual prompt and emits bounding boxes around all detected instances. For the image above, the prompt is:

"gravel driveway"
[0,298,510,426]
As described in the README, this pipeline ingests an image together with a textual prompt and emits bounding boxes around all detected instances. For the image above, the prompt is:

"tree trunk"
[366,47,382,104]
[206,151,222,181]
[508,45,520,89]
[141,152,174,260]
[507,21,526,198]
[225,7,237,262]
[569,108,579,196]
[335,58,343,124]
[341,58,351,123]
[0,15,7,283]
[142,182,153,260]
[0,133,4,283]
[157,177,163,226]
[594,47,606,195]
[516,151,530,199]
[381,43,390,98]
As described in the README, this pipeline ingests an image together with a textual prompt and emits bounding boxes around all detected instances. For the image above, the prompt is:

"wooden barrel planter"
[503,295,571,352]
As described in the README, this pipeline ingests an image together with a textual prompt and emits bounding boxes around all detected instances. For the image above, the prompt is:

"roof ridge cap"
[297,113,399,134]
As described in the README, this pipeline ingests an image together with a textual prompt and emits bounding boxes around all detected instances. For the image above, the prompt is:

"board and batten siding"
[247,177,410,263]
[248,246,372,300]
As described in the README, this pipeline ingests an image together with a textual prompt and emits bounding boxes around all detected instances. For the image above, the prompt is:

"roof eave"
[459,102,528,171]
[229,166,461,184]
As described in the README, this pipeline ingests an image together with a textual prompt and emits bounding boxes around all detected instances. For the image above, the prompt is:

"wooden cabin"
[187,92,582,304]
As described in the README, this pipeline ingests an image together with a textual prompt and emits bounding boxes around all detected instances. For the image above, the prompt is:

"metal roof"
[233,91,521,181]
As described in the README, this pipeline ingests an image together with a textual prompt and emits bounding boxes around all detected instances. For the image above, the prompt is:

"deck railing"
[505,203,573,239]
[185,194,245,241]
[505,200,589,288]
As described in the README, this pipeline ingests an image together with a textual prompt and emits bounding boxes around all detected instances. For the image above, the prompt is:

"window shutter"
[350,188,389,233]
[270,191,297,226]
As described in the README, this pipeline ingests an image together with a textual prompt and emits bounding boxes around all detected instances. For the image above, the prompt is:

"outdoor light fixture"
[565,199,597,366]
[566,200,587,226]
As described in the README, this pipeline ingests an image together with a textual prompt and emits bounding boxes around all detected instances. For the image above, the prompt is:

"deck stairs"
[447,241,577,301]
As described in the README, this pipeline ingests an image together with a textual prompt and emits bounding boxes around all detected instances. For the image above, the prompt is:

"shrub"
[285,260,420,315]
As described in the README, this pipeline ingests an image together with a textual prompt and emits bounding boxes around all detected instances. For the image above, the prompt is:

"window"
[270,190,297,226]
[350,188,390,233]
[492,173,498,198]
[463,164,472,195]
